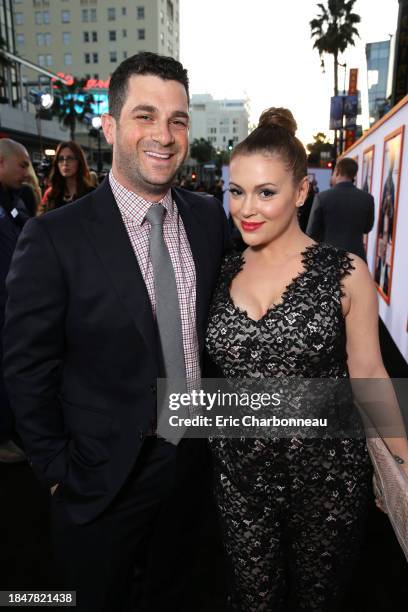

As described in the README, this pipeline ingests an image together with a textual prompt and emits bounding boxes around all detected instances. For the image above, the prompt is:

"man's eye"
[172,119,188,127]
[137,115,153,121]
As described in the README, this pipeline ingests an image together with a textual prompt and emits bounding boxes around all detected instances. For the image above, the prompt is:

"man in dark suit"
[3,53,228,611]
[306,157,374,261]
[0,138,30,463]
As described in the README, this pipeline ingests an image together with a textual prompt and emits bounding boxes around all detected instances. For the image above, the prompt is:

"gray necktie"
[145,203,187,443]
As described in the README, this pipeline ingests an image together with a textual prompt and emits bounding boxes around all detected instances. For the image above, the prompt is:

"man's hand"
[50,483,59,496]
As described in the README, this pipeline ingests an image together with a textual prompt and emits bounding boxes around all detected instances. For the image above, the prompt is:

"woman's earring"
[297,202,304,207]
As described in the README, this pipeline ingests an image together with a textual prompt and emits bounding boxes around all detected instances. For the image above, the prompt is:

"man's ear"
[101,113,116,146]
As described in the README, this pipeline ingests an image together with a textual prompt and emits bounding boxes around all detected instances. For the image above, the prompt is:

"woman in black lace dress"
[205,108,408,611]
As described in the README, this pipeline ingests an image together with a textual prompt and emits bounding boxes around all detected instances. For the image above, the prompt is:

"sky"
[180,0,400,146]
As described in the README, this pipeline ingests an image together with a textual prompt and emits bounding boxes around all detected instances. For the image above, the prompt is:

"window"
[123,51,128,59]
[122,29,127,37]
[138,29,145,40]
[122,7,127,15]
[14,0,23,3]
[81,9,89,22]
[16,33,24,46]
[46,54,53,66]
[107,7,115,20]
[110,51,117,63]
[109,30,116,41]
[92,31,98,42]
[90,8,97,21]
[45,33,52,46]
[160,10,164,24]
[64,53,72,65]
[93,73,99,79]
[84,53,90,64]
[38,55,45,66]
[34,11,42,24]
[62,32,71,45]
[93,52,98,63]
[14,12,23,25]
[61,10,70,23]
[160,32,164,45]
[36,33,44,46]
[43,10,50,24]
[83,31,90,42]
[137,6,145,19]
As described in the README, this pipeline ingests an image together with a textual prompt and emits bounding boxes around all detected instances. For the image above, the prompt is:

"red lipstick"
[241,220,265,232]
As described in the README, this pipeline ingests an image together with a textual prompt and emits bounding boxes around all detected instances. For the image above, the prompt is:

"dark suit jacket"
[306,182,375,260]
[3,178,229,524]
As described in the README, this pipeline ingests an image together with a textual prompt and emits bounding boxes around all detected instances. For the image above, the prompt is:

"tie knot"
[145,203,165,226]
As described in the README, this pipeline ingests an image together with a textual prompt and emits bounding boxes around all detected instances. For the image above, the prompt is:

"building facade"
[366,40,391,126]
[190,94,249,151]
[13,0,180,83]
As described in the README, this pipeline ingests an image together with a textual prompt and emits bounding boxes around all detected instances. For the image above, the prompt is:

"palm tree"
[52,77,95,141]
[310,0,361,96]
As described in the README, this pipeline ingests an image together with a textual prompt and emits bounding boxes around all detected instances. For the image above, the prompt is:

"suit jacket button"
[139,430,144,440]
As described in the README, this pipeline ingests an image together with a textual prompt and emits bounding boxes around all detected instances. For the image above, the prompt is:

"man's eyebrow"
[170,110,189,120]
[129,105,189,120]
[130,104,158,114]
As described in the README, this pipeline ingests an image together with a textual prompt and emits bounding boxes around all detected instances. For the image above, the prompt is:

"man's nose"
[151,120,175,146]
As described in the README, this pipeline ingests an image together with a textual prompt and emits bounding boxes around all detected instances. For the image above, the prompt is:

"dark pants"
[51,437,209,612]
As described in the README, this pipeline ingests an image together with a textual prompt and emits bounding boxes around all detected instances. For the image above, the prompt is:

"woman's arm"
[343,256,408,468]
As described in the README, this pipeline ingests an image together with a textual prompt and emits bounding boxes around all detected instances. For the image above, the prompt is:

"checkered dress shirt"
[109,171,200,387]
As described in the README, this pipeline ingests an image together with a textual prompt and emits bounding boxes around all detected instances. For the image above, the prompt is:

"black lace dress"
[205,243,372,612]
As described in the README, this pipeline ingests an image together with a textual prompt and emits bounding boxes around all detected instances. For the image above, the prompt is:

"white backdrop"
[343,95,408,364]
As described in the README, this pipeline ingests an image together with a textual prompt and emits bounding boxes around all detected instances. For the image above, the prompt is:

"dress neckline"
[227,242,320,324]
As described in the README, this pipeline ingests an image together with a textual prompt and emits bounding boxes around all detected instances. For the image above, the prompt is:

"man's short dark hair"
[336,157,358,180]
[108,52,189,119]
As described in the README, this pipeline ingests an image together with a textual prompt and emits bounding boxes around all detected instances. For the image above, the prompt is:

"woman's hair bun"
[258,107,297,137]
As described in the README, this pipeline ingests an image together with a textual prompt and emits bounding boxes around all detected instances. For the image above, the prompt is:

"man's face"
[0,149,30,189]
[102,75,189,199]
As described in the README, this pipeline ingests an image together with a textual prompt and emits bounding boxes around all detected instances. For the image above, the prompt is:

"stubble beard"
[114,139,184,197]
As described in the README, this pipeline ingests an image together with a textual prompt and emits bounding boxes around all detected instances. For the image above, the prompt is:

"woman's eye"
[260,189,276,198]
[229,188,242,197]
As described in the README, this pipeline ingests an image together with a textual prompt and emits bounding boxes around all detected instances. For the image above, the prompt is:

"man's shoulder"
[172,186,222,213]
[37,187,97,228]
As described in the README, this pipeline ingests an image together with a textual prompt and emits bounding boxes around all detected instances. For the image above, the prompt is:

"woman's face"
[57,147,79,180]
[229,153,308,247]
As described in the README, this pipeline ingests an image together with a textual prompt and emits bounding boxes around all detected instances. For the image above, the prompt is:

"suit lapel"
[81,179,158,362]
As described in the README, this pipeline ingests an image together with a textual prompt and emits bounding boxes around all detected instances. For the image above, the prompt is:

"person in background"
[306,157,374,261]
[39,141,94,214]
[21,162,42,217]
[89,170,99,188]
[0,138,30,463]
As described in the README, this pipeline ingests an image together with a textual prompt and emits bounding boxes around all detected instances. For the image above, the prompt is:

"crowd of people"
[0,51,407,612]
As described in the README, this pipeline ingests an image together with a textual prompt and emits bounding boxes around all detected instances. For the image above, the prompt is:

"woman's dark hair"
[46,141,92,210]
[231,107,307,184]
[109,52,189,120]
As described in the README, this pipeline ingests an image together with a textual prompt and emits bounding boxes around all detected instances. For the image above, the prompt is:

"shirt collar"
[109,170,174,226]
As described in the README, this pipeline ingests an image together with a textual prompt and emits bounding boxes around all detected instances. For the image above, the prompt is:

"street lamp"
[91,115,103,173]
[28,88,54,159]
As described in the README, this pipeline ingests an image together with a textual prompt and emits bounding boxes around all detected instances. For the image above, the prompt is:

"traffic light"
[228,139,234,151]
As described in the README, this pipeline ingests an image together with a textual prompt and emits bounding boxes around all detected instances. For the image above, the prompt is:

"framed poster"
[374,126,405,304]
[361,145,375,252]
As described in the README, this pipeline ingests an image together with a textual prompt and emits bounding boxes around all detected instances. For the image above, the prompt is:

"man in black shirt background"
[0,138,30,462]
